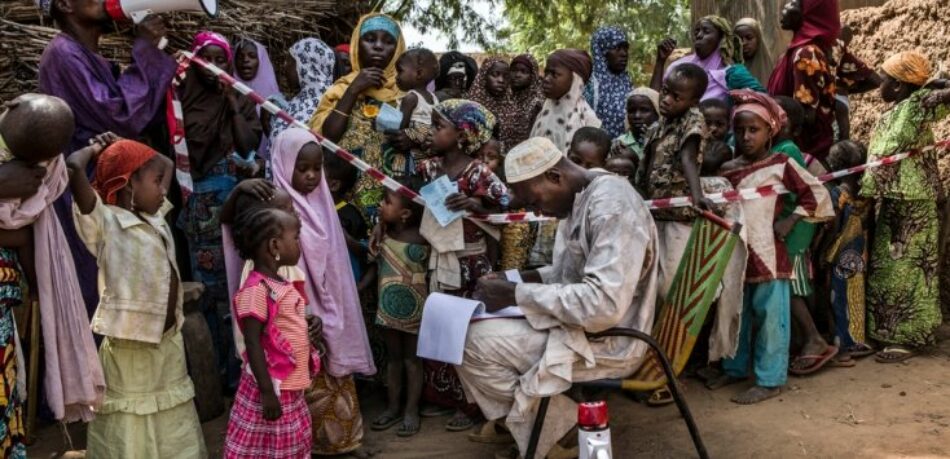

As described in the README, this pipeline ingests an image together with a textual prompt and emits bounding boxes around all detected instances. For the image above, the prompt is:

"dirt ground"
[27,325,950,459]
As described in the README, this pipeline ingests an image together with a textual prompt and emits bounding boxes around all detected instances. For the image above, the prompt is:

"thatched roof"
[0,0,369,100]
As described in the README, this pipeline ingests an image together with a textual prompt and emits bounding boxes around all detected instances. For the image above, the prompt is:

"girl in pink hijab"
[270,127,375,454]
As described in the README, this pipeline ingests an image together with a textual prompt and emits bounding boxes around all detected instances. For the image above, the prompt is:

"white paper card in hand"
[375,103,404,132]
[419,176,465,227]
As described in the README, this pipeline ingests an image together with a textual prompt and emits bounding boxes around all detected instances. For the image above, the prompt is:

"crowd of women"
[0,0,947,456]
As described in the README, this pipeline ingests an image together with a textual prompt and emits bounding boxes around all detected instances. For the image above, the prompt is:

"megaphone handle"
[158,37,169,50]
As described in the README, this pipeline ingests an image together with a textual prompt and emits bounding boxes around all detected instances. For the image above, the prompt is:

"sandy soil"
[27,325,950,459]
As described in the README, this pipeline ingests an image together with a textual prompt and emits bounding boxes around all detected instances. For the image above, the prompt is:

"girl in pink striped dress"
[224,207,321,458]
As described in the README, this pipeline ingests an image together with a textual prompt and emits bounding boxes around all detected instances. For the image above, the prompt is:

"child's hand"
[922,88,950,109]
[656,38,677,62]
[774,215,799,241]
[261,392,283,421]
[694,197,714,212]
[237,178,276,201]
[445,193,482,213]
[368,223,384,256]
[89,132,120,153]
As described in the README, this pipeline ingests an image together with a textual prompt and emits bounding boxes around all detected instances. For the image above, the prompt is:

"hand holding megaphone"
[134,15,167,49]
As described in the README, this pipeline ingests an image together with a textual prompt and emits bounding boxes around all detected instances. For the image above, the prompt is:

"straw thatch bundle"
[0,0,369,101]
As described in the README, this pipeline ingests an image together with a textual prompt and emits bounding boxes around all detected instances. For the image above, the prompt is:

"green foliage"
[378,0,690,85]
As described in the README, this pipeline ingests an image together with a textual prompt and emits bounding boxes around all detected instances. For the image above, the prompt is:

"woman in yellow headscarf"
[310,13,406,215]
[306,16,404,455]
[860,51,950,364]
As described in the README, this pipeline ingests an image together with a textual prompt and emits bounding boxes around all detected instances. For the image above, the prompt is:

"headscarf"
[436,51,479,91]
[334,44,350,55]
[191,31,233,63]
[433,99,497,156]
[92,140,158,205]
[547,49,594,83]
[233,38,280,157]
[311,13,406,132]
[530,52,602,152]
[881,51,932,87]
[625,87,660,130]
[734,17,775,85]
[768,0,841,96]
[465,57,520,149]
[270,38,335,137]
[665,15,737,101]
[176,32,262,178]
[587,26,633,138]
[233,38,280,104]
[730,89,787,138]
[508,54,545,147]
[270,128,376,377]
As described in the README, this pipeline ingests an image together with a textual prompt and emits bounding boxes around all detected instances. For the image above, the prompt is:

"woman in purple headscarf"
[233,37,281,158]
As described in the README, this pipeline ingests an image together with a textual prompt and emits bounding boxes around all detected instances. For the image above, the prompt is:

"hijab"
[465,57,519,149]
[730,89,787,138]
[547,49,593,83]
[270,128,376,377]
[665,15,738,101]
[436,51,479,92]
[311,13,406,132]
[270,38,335,137]
[625,87,660,131]
[881,51,932,87]
[508,54,544,147]
[92,140,158,205]
[433,99,497,156]
[177,31,261,178]
[735,18,775,86]
[588,26,633,138]
[768,0,841,96]
[233,38,280,103]
[530,51,602,152]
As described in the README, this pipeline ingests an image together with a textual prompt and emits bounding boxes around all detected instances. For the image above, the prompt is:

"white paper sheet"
[375,102,404,132]
[417,272,525,364]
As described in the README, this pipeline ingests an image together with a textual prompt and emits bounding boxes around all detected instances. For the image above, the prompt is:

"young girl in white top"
[389,48,440,169]
[68,134,206,458]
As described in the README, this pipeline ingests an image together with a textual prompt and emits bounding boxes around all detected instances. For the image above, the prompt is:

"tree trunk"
[691,0,791,85]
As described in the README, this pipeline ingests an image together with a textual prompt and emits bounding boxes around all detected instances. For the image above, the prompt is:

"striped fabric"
[622,215,741,391]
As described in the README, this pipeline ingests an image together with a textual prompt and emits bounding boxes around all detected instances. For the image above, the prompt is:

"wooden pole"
[25,299,39,444]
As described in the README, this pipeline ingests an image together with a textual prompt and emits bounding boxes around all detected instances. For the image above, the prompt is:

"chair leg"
[524,396,550,459]
[591,328,709,459]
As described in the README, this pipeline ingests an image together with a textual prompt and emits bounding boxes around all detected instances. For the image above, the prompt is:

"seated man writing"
[463,137,659,458]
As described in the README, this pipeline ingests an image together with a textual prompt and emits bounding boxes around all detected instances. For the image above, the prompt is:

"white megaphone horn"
[104,0,219,24]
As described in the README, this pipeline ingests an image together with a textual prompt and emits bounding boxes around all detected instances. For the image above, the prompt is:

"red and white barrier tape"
[184,52,945,223]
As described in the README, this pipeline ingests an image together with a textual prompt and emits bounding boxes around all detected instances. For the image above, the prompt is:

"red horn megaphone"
[104,0,219,24]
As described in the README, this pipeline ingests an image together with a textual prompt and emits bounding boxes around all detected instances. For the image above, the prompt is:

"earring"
[275,253,281,262]
[130,188,137,211]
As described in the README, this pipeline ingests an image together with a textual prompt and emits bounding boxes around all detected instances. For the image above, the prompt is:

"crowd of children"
[1,0,950,456]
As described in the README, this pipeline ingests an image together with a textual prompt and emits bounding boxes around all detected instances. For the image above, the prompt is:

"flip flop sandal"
[789,345,838,376]
[468,421,515,444]
[370,413,402,431]
[875,346,915,364]
[646,386,675,407]
[446,413,477,432]
[847,344,876,359]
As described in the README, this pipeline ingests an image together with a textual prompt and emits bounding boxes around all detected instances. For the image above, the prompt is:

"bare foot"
[731,385,781,405]
[397,413,421,437]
